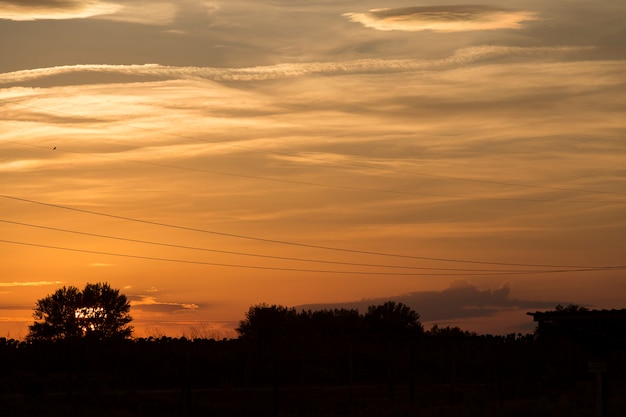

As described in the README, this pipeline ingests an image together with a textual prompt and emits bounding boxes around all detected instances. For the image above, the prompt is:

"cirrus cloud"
[0,45,587,86]
[344,5,540,33]
[0,281,63,287]
[0,0,121,21]
[0,0,183,25]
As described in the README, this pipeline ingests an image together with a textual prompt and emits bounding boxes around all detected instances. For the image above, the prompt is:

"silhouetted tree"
[554,303,589,313]
[236,304,297,344]
[304,308,365,338]
[428,324,475,339]
[365,301,423,338]
[28,282,132,341]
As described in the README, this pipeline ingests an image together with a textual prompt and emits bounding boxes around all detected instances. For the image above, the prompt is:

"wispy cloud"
[0,46,587,85]
[130,295,200,313]
[0,281,63,287]
[344,5,540,33]
[0,0,220,25]
[93,1,179,25]
[0,1,181,25]
[0,0,121,21]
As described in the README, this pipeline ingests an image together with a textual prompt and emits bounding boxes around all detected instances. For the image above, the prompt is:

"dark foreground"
[1,331,625,417]
[2,380,626,417]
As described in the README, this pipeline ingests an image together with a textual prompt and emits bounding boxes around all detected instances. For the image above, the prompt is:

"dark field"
[2,379,625,417]
[1,333,625,417]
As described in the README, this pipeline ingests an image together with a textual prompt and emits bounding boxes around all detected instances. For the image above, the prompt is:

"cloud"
[344,5,540,33]
[130,295,200,313]
[297,281,559,322]
[0,0,121,21]
[93,1,179,25]
[0,281,63,287]
[0,0,183,25]
[0,46,587,85]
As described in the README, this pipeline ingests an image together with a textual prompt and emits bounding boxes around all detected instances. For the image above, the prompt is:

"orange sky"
[1,0,625,339]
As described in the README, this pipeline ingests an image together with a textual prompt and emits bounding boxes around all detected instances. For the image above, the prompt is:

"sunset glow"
[344,6,540,32]
[1,0,625,339]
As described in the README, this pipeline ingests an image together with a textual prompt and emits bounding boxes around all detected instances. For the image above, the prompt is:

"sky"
[1,0,625,339]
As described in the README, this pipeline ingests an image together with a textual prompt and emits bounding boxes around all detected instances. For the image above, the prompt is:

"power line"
[1,239,623,275]
[0,238,527,276]
[2,193,623,270]
[0,218,556,273]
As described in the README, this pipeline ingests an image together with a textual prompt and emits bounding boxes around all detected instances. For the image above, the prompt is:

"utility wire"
[0,239,526,275]
[2,194,623,270]
[0,239,623,275]
[0,219,559,273]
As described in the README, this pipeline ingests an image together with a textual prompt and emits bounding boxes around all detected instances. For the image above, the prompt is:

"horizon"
[0,280,610,340]
[1,0,625,340]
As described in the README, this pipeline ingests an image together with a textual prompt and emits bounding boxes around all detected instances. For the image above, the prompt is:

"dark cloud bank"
[297,281,560,322]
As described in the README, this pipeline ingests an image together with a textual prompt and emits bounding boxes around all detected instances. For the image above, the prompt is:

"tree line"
[1,282,624,416]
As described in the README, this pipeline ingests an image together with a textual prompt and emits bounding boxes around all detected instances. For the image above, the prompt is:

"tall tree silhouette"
[365,301,423,338]
[28,282,133,341]
[237,304,297,344]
